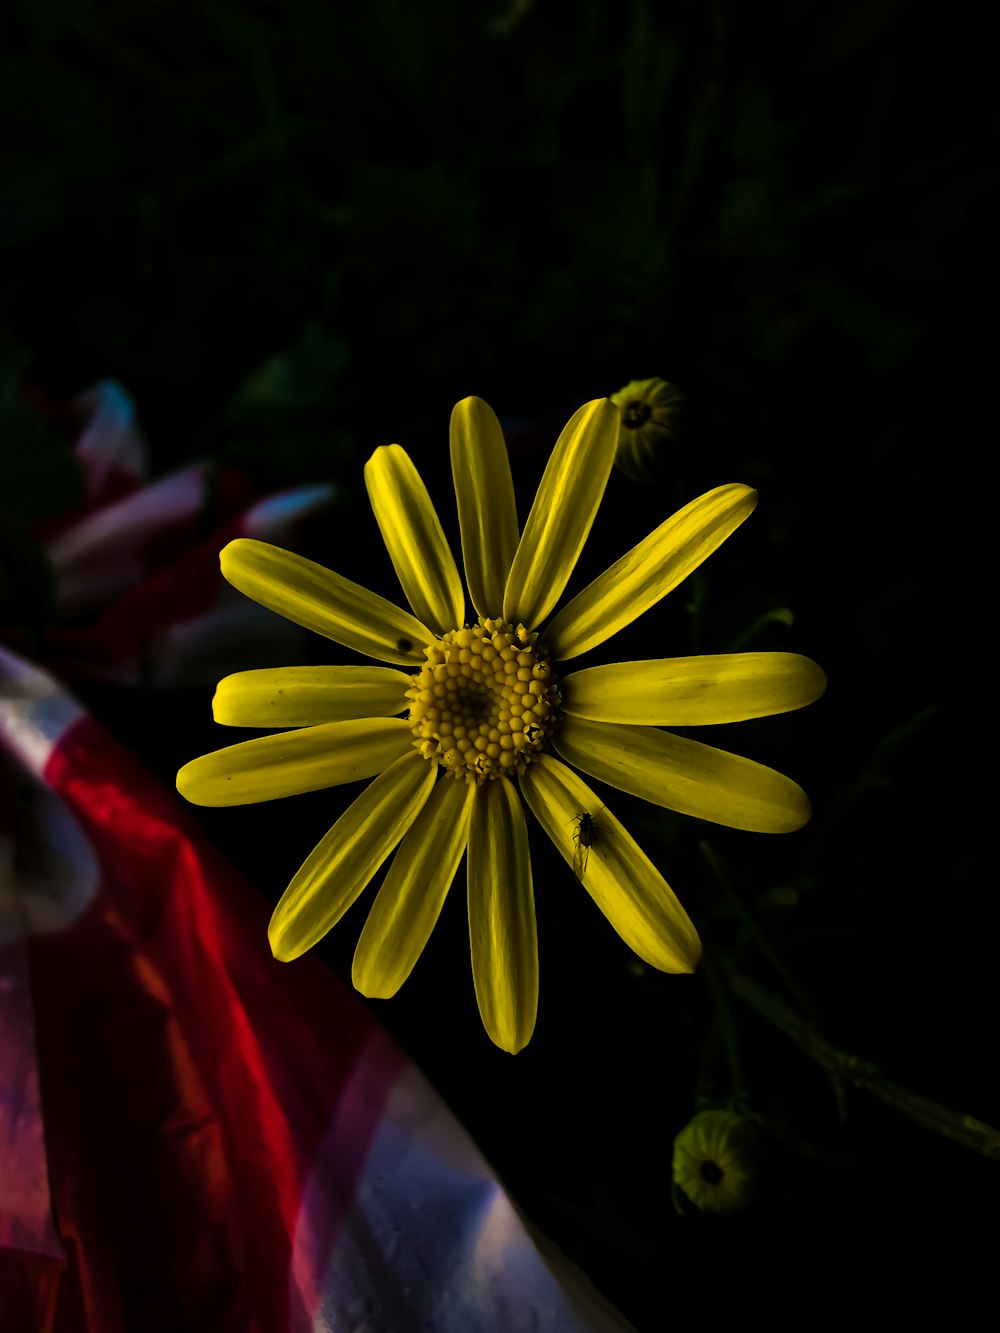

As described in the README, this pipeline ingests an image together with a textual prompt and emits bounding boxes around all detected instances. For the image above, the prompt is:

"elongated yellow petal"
[213,666,412,728]
[353,778,474,997]
[364,445,465,635]
[220,538,430,667]
[269,751,436,961]
[561,653,827,726]
[467,777,538,1053]
[555,715,811,833]
[176,717,412,807]
[520,756,700,973]
[543,484,757,661]
[450,397,519,618]
[503,399,619,630]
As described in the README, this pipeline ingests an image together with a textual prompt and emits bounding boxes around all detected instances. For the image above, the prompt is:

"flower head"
[177,396,825,1052]
[672,1109,760,1214]
[610,377,684,482]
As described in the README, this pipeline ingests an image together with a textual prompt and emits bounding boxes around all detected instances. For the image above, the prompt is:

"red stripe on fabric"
[0,1250,67,1333]
[31,715,402,1331]
[0,936,63,1261]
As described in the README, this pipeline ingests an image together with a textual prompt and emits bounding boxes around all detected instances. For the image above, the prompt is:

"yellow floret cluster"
[405,617,561,783]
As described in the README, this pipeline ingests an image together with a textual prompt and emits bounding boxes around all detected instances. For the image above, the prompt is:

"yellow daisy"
[177,397,825,1052]
[610,376,684,482]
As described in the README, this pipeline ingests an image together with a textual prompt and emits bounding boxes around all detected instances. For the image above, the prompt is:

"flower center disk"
[622,399,653,429]
[406,617,560,783]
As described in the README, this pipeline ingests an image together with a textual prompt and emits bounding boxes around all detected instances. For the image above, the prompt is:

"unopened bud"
[610,377,684,482]
[672,1109,759,1214]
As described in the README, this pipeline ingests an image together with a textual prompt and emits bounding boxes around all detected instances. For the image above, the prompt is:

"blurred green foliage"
[3,0,987,437]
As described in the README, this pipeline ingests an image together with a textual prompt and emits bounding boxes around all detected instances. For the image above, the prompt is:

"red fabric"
[9,716,400,1332]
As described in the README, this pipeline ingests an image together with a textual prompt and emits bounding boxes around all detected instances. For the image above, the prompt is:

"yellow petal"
[220,538,431,667]
[450,397,519,618]
[520,755,701,973]
[352,778,474,997]
[543,483,757,661]
[364,445,465,635]
[555,715,811,833]
[560,653,827,725]
[467,777,538,1053]
[268,751,436,961]
[502,399,619,630]
[176,717,412,807]
[213,666,412,727]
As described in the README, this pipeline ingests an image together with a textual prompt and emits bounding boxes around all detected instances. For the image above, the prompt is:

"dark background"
[2,0,996,1327]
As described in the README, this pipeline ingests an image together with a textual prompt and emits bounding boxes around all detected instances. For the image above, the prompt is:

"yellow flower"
[672,1109,760,1214]
[177,397,825,1053]
[610,377,683,482]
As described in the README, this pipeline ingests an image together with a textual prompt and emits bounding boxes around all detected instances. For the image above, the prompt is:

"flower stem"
[697,948,748,1108]
[732,972,1000,1163]
[698,841,808,1014]
[699,841,847,1119]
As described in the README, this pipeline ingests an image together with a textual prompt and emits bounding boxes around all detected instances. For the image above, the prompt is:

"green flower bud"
[610,378,684,482]
[672,1109,759,1214]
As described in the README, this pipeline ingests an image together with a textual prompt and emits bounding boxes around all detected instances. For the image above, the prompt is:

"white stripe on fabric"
[294,1051,634,1332]
[0,646,86,777]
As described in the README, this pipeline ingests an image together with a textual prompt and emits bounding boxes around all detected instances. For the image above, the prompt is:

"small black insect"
[570,810,601,879]
[396,637,413,654]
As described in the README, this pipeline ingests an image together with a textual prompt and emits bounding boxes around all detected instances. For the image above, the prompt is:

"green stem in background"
[728,605,794,652]
[699,948,748,1108]
[667,2,730,231]
[733,973,1000,1164]
[699,841,807,1014]
[699,841,847,1120]
[801,703,938,875]
[72,21,238,136]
